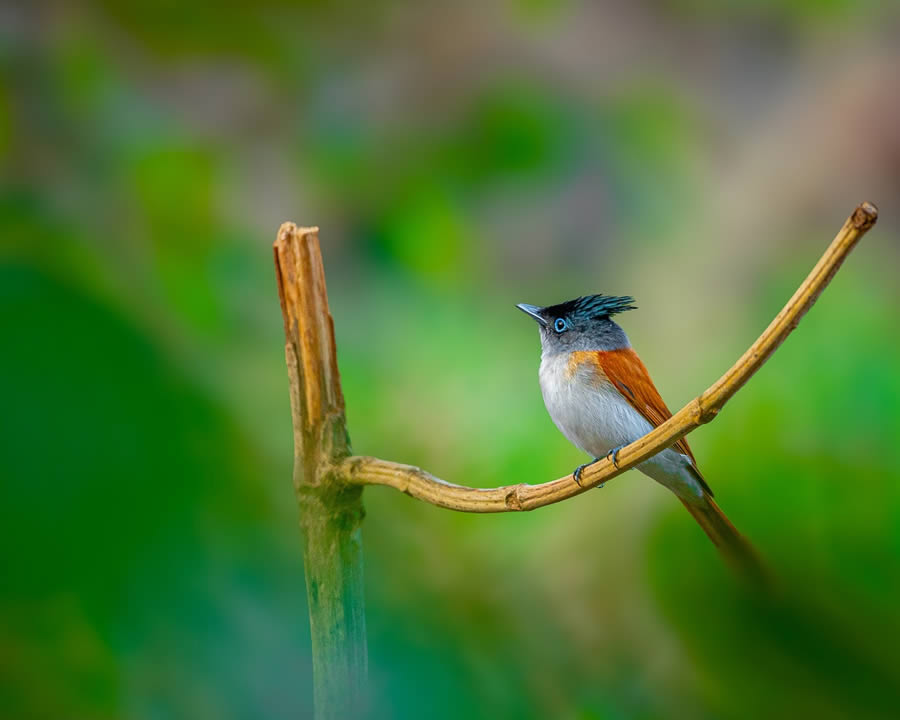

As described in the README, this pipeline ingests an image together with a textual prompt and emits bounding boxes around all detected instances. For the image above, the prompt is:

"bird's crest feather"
[546,294,637,321]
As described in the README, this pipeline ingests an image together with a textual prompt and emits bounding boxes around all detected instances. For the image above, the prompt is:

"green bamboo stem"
[274,224,367,720]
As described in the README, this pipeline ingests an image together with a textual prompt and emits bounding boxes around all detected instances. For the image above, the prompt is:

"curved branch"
[341,202,878,512]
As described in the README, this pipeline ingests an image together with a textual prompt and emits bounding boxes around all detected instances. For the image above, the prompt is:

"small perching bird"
[517,295,761,575]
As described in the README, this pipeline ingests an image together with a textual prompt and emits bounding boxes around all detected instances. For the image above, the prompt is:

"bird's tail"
[679,494,767,583]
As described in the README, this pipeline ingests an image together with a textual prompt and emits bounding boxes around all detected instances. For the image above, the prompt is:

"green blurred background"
[3,1,900,718]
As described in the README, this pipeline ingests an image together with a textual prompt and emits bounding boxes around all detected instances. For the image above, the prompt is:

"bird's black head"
[516,294,637,354]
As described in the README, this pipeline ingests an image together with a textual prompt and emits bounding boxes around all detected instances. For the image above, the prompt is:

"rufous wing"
[593,348,703,474]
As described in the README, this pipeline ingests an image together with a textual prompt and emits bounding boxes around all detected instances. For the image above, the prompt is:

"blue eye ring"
[553,317,568,333]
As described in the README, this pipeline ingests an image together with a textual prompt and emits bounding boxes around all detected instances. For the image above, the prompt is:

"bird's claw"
[573,447,625,487]
[573,463,587,487]
[573,458,601,487]
[606,444,626,469]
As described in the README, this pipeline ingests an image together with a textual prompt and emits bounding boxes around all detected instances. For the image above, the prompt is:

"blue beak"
[516,303,548,326]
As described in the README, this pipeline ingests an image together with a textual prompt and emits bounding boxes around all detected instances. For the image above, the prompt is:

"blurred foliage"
[2,1,900,719]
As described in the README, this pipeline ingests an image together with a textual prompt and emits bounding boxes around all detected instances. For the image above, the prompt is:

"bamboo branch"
[274,225,367,720]
[339,202,878,512]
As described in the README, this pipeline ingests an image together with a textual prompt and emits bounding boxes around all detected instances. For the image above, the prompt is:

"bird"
[517,294,761,575]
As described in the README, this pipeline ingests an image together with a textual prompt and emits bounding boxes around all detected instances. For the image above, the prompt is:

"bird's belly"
[540,360,648,457]
[538,354,704,499]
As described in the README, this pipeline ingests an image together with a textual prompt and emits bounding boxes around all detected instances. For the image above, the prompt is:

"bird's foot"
[573,458,601,487]
[606,444,627,469]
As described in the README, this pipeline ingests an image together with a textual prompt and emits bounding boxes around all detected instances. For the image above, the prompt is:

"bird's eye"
[554,318,568,333]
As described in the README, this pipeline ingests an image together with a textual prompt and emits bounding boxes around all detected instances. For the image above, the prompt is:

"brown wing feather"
[594,348,698,467]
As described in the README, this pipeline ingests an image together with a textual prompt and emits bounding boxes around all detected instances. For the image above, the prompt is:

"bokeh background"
[3,1,900,718]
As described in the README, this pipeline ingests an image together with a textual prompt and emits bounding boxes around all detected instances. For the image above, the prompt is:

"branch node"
[504,487,524,511]
[852,201,878,230]
[691,397,718,425]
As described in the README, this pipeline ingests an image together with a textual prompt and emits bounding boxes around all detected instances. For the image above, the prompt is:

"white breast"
[538,351,704,499]
[539,352,648,457]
